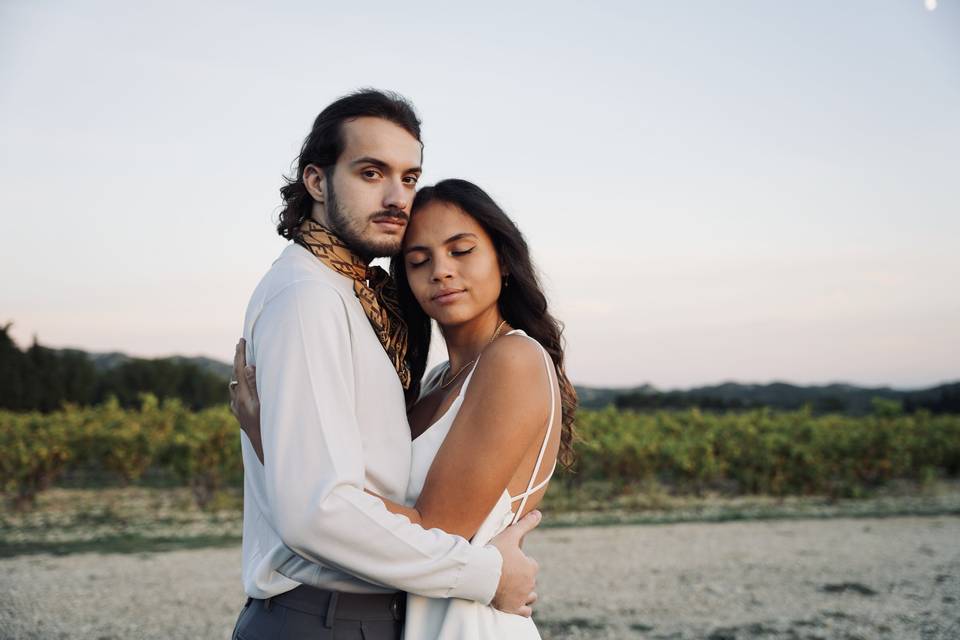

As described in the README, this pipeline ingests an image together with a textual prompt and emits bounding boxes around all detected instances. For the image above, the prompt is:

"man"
[230,89,540,640]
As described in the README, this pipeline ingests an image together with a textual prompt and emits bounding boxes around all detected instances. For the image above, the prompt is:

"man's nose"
[383,179,410,212]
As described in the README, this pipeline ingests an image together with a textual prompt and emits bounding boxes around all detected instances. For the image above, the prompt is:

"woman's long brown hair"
[391,179,578,468]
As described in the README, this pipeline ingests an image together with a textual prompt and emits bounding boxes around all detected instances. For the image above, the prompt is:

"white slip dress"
[402,330,558,640]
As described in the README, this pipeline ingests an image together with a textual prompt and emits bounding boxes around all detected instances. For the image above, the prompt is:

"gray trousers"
[231,585,405,640]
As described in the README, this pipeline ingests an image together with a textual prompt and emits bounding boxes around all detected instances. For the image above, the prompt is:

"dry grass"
[3,481,959,557]
[0,487,241,557]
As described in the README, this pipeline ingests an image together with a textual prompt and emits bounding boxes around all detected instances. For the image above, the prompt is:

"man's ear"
[303,164,326,204]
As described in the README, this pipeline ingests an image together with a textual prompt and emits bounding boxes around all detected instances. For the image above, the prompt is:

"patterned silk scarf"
[294,219,411,389]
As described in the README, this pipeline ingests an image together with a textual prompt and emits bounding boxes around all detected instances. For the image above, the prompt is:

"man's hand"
[230,338,264,464]
[489,509,542,617]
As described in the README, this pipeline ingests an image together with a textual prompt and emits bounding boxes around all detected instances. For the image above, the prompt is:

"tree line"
[5,321,956,416]
[613,383,960,415]
[0,324,228,412]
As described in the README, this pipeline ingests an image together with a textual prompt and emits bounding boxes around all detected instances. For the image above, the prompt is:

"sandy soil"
[1,515,958,640]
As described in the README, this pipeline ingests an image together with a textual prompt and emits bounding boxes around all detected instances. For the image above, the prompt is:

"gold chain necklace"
[439,319,508,390]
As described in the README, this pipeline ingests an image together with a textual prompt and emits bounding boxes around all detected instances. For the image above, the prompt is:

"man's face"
[320,117,423,259]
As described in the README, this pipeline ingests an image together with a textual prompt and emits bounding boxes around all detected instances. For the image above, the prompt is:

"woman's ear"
[303,164,326,204]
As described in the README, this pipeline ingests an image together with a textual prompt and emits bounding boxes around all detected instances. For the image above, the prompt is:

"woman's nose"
[430,256,454,281]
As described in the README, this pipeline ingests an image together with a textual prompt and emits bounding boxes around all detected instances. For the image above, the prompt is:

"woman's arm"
[232,335,555,540]
[412,335,555,539]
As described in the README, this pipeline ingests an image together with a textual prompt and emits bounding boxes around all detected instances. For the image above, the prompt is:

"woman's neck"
[440,309,510,377]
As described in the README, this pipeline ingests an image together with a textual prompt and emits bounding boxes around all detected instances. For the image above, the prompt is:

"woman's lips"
[432,289,466,305]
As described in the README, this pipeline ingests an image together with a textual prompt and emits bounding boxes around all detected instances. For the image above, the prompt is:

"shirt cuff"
[448,544,503,605]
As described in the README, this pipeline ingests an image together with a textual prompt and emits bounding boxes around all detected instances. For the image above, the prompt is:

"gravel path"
[2,515,958,639]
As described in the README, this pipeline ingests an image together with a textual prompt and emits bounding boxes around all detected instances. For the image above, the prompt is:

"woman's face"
[402,200,503,328]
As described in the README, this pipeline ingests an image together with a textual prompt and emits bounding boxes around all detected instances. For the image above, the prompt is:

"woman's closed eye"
[407,247,475,268]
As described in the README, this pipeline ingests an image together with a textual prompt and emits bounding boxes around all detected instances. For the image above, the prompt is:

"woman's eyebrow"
[404,233,478,254]
[444,232,478,243]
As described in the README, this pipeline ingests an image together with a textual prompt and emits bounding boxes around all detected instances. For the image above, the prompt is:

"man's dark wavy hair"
[391,179,579,469]
[276,89,422,240]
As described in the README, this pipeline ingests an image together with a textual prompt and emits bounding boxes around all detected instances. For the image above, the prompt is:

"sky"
[1,0,958,389]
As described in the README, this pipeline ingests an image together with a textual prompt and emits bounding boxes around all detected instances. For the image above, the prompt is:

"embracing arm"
[235,356,425,527]
[249,280,502,602]
[234,334,550,539]
[409,336,554,539]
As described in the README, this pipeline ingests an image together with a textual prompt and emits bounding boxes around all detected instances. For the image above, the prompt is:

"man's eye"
[362,170,381,179]
[403,176,419,185]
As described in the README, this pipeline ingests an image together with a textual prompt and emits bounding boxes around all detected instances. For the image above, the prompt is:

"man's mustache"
[371,210,409,223]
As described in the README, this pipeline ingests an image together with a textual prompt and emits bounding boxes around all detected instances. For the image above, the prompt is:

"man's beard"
[325,181,406,261]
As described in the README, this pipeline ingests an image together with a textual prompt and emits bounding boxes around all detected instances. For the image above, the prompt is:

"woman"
[232,179,577,638]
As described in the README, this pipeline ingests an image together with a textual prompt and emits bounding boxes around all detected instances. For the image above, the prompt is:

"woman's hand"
[230,338,264,464]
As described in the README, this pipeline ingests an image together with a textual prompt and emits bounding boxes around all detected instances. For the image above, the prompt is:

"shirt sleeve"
[251,279,502,603]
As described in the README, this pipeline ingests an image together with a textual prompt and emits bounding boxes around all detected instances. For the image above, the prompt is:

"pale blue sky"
[1,1,958,388]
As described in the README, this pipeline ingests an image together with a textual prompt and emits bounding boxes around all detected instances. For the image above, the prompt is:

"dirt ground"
[1,515,958,640]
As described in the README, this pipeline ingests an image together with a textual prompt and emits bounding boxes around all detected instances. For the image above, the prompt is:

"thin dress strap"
[418,362,450,401]
[509,335,558,525]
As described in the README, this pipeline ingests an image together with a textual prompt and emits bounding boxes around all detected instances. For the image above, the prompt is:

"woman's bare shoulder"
[479,333,547,379]
[461,333,551,427]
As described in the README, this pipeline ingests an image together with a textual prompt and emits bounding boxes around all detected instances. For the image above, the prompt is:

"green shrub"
[161,405,242,508]
[0,411,73,508]
[2,402,958,509]
[563,407,960,498]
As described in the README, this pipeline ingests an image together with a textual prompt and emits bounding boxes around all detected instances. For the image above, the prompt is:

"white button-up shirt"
[239,243,502,602]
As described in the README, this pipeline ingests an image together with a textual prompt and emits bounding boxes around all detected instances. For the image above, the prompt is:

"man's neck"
[305,215,373,265]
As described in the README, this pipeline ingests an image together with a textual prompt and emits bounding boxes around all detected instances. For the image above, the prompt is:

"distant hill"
[81,351,232,379]
[574,384,654,409]
[72,350,960,414]
[578,380,960,415]
[7,322,955,415]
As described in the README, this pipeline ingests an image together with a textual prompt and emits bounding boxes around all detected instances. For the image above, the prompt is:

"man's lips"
[431,289,466,304]
[372,215,407,229]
